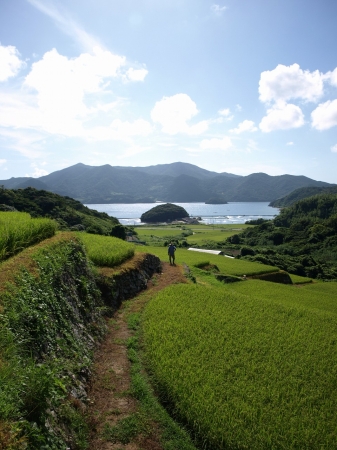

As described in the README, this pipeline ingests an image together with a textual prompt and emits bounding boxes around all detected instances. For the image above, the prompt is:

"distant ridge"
[0,162,335,204]
[269,185,337,207]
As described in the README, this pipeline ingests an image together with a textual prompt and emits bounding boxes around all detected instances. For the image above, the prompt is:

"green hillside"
[0,186,119,234]
[1,162,334,203]
[269,185,337,207]
[227,193,337,279]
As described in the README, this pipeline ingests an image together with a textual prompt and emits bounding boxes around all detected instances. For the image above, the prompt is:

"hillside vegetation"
[227,193,337,280]
[140,203,189,223]
[2,196,337,449]
[0,233,106,448]
[0,187,119,234]
[1,162,334,203]
[0,211,57,262]
[269,184,337,207]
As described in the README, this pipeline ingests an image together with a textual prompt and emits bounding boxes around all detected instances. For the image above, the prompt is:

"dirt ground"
[87,261,187,450]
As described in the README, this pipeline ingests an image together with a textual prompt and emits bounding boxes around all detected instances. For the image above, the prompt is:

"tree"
[110,224,126,240]
[140,203,189,223]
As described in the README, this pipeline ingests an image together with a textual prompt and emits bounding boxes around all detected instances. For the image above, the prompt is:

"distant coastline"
[86,202,279,226]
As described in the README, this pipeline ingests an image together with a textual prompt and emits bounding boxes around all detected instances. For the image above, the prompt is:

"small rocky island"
[141,203,191,223]
[205,196,228,205]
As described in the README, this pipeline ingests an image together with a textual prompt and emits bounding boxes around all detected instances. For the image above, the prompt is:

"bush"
[110,224,127,240]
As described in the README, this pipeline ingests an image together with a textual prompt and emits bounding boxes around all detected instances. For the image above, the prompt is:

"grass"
[227,278,337,315]
[137,245,278,276]
[0,211,57,262]
[135,223,251,247]
[76,232,135,267]
[142,283,337,449]
[102,412,150,444]
[0,233,105,448]
[124,299,198,450]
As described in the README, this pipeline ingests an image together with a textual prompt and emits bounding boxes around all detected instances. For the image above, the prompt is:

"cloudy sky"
[0,0,337,183]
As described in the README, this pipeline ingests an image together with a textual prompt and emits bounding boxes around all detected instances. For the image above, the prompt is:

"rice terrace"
[0,189,337,449]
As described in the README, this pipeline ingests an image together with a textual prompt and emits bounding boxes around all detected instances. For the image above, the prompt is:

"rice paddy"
[76,232,135,267]
[142,282,337,449]
[0,211,57,262]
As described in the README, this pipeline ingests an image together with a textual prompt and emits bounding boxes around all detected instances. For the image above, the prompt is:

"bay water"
[86,202,279,226]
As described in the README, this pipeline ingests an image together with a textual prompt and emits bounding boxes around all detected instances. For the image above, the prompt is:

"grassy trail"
[87,260,191,450]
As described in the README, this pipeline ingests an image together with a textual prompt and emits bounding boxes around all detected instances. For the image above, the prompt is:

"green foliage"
[0,211,57,262]
[103,412,150,444]
[137,245,277,277]
[110,224,127,240]
[76,232,135,267]
[270,185,337,207]
[0,235,105,448]
[143,283,337,449]
[3,162,333,202]
[122,307,198,450]
[141,203,189,223]
[228,193,337,279]
[0,187,119,234]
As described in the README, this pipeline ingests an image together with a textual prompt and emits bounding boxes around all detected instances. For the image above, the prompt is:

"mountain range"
[0,162,335,204]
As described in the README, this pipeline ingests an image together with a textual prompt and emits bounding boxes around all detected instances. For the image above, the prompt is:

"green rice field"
[76,232,135,267]
[142,281,337,449]
[0,211,57,261]
[136,224,250,246]
[137,245,277,277]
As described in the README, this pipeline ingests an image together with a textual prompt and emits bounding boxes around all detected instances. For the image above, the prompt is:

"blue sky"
[0,0,337,183]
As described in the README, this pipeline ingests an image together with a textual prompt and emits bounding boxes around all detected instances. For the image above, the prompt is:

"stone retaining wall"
[96,253,162,312]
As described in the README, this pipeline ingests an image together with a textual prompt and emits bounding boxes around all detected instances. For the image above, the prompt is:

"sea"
[85,202,279,226]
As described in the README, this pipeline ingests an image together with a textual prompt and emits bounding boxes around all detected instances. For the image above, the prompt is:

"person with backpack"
[168,242,176,265]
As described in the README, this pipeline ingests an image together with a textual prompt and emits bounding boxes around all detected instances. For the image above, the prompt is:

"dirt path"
[88,262,187,450]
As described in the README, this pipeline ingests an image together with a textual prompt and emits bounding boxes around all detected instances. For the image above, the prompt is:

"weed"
[102,412,150,444]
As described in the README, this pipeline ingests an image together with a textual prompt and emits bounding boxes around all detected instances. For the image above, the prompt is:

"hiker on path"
[168,242,176,265]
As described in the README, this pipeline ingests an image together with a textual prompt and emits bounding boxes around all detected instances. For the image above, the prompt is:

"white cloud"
[259,103,305,132]
[0,159,7,166]
[0,44,25,81]
[199,136,232,151]
[331,144,337,153]
[24,47,126,119]
[0,127,46,158]
[0,45,150,142]
[211,5,227,15]
[259,63,324,104]
[117,144,150,159]
[125,67,148,82]
[87,119,152,141]
[230,120,258,134]
[311,99,337,130]
[27,163,49,178]
[151,94,208,135]
[218,108,231,116]
[324,68,337,87]
[286,141,294,146]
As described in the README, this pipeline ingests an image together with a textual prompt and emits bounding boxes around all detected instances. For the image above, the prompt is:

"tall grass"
[0,234,104,448]
[142,283,337,449]
[0,212,57,261]
[76,232,135,267]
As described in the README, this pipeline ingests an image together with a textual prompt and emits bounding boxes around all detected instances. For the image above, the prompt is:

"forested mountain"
[0,162,334,204]
[226,193,337,280]
[0,187,119,234]
[269,185,337,207]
